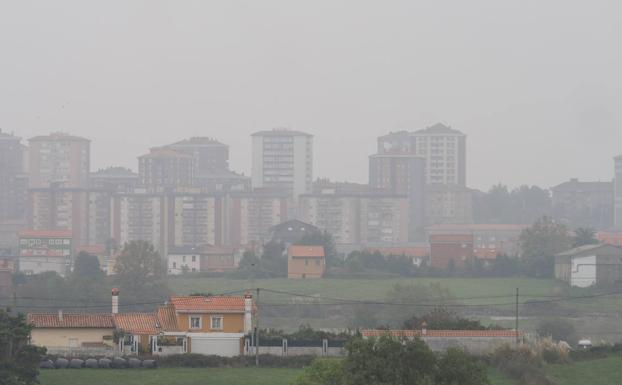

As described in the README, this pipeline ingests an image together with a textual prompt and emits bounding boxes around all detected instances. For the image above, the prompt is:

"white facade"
[167,253,201,275]
[19,256,67,277]
[570,254,597,288]
[412,124,466,185]
[251,129,313,203]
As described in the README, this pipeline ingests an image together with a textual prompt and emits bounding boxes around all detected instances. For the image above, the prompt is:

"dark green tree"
[294,358,344,385]
[403,307,490,330]
[435,348,490,385]
[0,310,46,385]
[572,227,598,248]
[114,241,169,304]
[519,216,571,277]
[343,336,436,385]
[73,251,102,277]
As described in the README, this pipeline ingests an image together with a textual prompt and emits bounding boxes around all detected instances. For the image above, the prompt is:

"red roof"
[170,296,247,313]
[361,329,521,338]
[19,229,72,238]
[288,245,325,258]
[157,305,180,332]
[27,313,114,328]
[113,313,160,335]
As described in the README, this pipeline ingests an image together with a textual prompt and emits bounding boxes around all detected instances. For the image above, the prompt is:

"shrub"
[293,358,344,385]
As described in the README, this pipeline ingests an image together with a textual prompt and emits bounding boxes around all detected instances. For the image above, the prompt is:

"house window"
[189,316,201,329]
[173,262,177,269]
[68,338,78,348]
[182,255,186,262]
[315,259,320,266]
[192,255,196,262]
[211,315,223,330]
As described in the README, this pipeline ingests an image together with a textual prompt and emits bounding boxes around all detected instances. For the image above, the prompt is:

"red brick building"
[429,234,473,269]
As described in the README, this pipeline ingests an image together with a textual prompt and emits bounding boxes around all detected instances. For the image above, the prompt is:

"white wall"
[19,257,67,277]
[167,254,201,275]
[571,254,596,288]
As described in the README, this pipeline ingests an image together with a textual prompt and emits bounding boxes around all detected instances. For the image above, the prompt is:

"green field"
[170,276,558,305]
[546,354,622,385]
[39,367,517,385]
[40,368,301,385]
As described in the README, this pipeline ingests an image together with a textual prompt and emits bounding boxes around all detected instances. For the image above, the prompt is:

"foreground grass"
[546,354,622,385]
[40,368,301,385]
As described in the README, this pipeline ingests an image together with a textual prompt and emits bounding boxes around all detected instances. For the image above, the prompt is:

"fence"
[244,338,346,357]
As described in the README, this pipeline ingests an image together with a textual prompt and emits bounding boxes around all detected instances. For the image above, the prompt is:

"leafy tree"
[343,336,436,385]
[435,348,490,385]
[0,310,46,385]
[474,184,552,224]
[403,307,491,330]
[537,318,577,345]
[73,251,102,277]
[114,241,169,303]
[519,216,571,277]
[572,227,598,248]
[294,358,344,385]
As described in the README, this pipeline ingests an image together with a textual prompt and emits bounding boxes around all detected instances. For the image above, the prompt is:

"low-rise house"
[167,246,202,275]
[361,329,522,354]
[554,244,622,288]
[27,312,115,355]
[201,246,238,272]
[169,294,253,356]
[429,234,474,269]
[0,257,15,302]
[288,245,326,279]
[18,230,72,277]
[28,291,255,357]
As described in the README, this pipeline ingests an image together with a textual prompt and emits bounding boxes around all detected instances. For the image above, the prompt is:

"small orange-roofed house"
[169,293,254,356]
[288,245,326,279]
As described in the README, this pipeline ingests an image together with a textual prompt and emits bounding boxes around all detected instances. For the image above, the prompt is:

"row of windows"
[189,315,222,330]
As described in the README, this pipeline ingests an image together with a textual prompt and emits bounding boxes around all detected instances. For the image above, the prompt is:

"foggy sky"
[1,1,621,190]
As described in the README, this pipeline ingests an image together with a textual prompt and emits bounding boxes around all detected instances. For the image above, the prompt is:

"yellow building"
[287,245,326,279]
[169,294,254,356]
[27,312,115,354]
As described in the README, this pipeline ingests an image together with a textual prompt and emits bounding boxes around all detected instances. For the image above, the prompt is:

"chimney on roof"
[244,291,253,334]
[112,288,120,314]
[58,309,63,322]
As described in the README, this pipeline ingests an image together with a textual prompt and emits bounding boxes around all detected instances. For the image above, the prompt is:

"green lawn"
[39,368,301,385]
[40,366,518,385]
[170,277,558,305]
[488,368,518,385]
[546,354,622,385]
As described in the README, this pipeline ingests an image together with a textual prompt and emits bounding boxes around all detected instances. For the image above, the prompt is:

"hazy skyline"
[1,1,621,190]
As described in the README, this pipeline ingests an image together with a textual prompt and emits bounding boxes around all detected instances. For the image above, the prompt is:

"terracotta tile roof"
[361,329,521,338]
[157,305,180,332]
[27,313,114,328]
[288,245,325,258]
[19,229,72,238]
[113,313,160,335]
[170,296,247,313]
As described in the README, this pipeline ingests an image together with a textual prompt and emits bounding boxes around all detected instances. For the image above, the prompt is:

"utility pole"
[515,288,519,345]
[255,287,260,367]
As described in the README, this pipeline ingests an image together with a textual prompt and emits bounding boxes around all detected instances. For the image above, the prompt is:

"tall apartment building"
[90,167,139,192]
[615,156,622,230]
[552,178,614,230]
[166,192,228,248]
[425,184,473,225]
[299,189,410,245]
[229,191,288,246]
[165,137,229,175]
[0,130,28,223]
[28,187,89,248]
[138,148,195,191]
[28,132,90,189]
[411,123,466,186]
[369,152,425,240]
[111,192,167,252]
[251,129,313,205]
